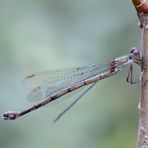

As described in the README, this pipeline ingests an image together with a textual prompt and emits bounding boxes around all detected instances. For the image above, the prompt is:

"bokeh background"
[0,0,141,148]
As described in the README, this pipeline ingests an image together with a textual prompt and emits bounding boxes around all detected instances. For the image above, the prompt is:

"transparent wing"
[21,64,109,101]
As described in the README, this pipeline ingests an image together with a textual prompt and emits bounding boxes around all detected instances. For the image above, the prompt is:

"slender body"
[3,47,141,120]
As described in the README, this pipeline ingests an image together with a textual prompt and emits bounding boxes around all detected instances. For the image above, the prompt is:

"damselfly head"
[130,47,139,55]
[130,47,141,65]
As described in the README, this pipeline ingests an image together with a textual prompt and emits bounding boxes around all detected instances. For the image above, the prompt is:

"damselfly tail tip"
[2,111,18,120]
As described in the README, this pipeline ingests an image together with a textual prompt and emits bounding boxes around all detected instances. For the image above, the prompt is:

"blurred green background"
[0,0,141,148]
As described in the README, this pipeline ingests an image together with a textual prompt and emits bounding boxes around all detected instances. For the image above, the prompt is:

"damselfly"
[3,47,141,122]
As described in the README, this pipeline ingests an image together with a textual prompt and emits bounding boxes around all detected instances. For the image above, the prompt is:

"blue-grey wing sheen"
[21,64,108,101]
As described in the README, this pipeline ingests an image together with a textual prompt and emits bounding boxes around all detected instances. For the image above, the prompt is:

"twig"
[132,0,148,15]
[137,13,148,148]
[132,1,148,148]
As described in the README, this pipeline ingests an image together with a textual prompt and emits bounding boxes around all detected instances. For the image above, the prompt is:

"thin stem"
[137,13,148,148]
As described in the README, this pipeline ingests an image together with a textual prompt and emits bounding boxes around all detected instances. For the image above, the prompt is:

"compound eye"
[130,47,139,55]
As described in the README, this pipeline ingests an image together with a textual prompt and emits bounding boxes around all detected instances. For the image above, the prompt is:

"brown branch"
[132,1,148,147]
[136,13,148,148]
[132,0,148,15]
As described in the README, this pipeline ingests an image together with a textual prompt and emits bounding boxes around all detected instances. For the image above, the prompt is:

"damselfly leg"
[126,48,142,84]
[126,64,140,84]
